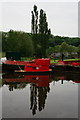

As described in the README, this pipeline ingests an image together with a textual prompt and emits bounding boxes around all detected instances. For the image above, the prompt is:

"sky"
[0,0,79,37]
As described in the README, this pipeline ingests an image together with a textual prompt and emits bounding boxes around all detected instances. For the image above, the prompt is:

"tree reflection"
[30,84,37,115]
[30,83,50,115]
[38,86,50,111]
[6,83,27,91]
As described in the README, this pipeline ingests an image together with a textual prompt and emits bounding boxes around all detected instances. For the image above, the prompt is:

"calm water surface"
[1,72,79,118]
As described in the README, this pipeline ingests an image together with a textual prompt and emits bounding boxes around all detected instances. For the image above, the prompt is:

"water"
[1,71,79,118]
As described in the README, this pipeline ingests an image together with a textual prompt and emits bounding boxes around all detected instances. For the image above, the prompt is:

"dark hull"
[2,63,80,73]
[2,63,24,72]
[14,71,54,75]
[50,65,80,72]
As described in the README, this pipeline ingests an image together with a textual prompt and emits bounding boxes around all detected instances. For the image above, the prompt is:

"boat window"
[28,66,32,67]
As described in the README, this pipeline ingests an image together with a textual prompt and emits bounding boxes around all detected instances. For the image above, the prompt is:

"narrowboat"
[50,60,80,72]
[2,60,29,72]
[2,58,53,74]
[14,58,54,75]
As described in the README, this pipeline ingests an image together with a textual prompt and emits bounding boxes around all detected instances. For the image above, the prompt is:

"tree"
[46,47,54,56]
[19,33,34,56]
[77,45,80,58]
[38,9,51,57]
[68,45,77,53]
[31,5,51,57]
[31,5,38,54]
[31,5,38,34]
[54,45,61,53]
[2,30,34,57]
[2,32,8,52]
[60,42,69,53]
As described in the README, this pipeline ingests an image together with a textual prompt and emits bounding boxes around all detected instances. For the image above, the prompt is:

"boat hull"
[2,63,24,72]
[50,64,80,73]
[14,71,54,75]
[3,63,80,73]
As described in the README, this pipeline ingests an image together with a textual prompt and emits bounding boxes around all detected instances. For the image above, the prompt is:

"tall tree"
[31,5,51,57]
[31,5,38,55]
[31,5,38,34]
[31,11,35,34]
[39,9,51,57]
[34,5,38,34]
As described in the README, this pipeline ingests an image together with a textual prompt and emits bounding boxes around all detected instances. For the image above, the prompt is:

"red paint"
[5,60,29,65]
[71,62,80,66]
[24,59,50,72]
[58,60,80,66]
[4,75,50,87]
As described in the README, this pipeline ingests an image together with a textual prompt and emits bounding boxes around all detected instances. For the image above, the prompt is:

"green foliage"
[54,45,61,53]
[77,45,80,58]
[39,9,48,34]
[2,32,8,51]
[31,5,51,57]
[2,30,34,57]
[18,33,34,56]
[67,45,77,53]
[2,52,5,57]
[2,29,80,58]
[54,42,78,53]
[46,47,54,56]
[60,42,69,53]
[78,45,80,52]
[39,9,51,57]
[31,5,38,54]
[49,35,80,47]
[31,5,38,34]
[47,41,79,58]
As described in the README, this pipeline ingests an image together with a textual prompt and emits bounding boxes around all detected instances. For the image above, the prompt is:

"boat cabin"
[24,58,50,72]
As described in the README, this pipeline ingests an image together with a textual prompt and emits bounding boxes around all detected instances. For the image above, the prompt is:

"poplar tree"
[31,5,51,57]
[39,9,51,57]
[31,5,38,55]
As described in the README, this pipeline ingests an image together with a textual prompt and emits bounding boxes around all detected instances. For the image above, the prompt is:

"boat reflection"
[2,72,80,90]
[2,74,51,115]
[2,72,80,115]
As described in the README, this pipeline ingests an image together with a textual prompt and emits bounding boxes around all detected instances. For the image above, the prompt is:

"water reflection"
[30,83,50,115]
[2,71,79,117]
[2,72,80,92]
[2,74,51,115]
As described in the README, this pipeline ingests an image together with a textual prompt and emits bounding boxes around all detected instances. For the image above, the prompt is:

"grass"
[2,52,6,57]
[1,52,80,64]
[50,59,58,64]
[50,58,80,64]
[21,57,80,64]
[64,58,80,61]
[21,57,32,61]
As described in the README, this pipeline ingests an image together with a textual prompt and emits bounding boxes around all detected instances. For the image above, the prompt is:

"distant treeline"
[2,30,80,57]
[49,35,80,47]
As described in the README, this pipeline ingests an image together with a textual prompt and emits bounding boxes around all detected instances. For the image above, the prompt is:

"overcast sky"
[0,0,79,37]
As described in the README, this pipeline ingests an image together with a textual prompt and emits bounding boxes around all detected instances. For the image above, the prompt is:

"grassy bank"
[50,58,80,64]
[2,52,80,64]
[2,52,6,57]
[21,57,80,64]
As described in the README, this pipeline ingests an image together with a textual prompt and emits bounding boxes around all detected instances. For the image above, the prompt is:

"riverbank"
[1,52,80,64]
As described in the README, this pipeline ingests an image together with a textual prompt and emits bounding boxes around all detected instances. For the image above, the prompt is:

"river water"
[1,71,79,118]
